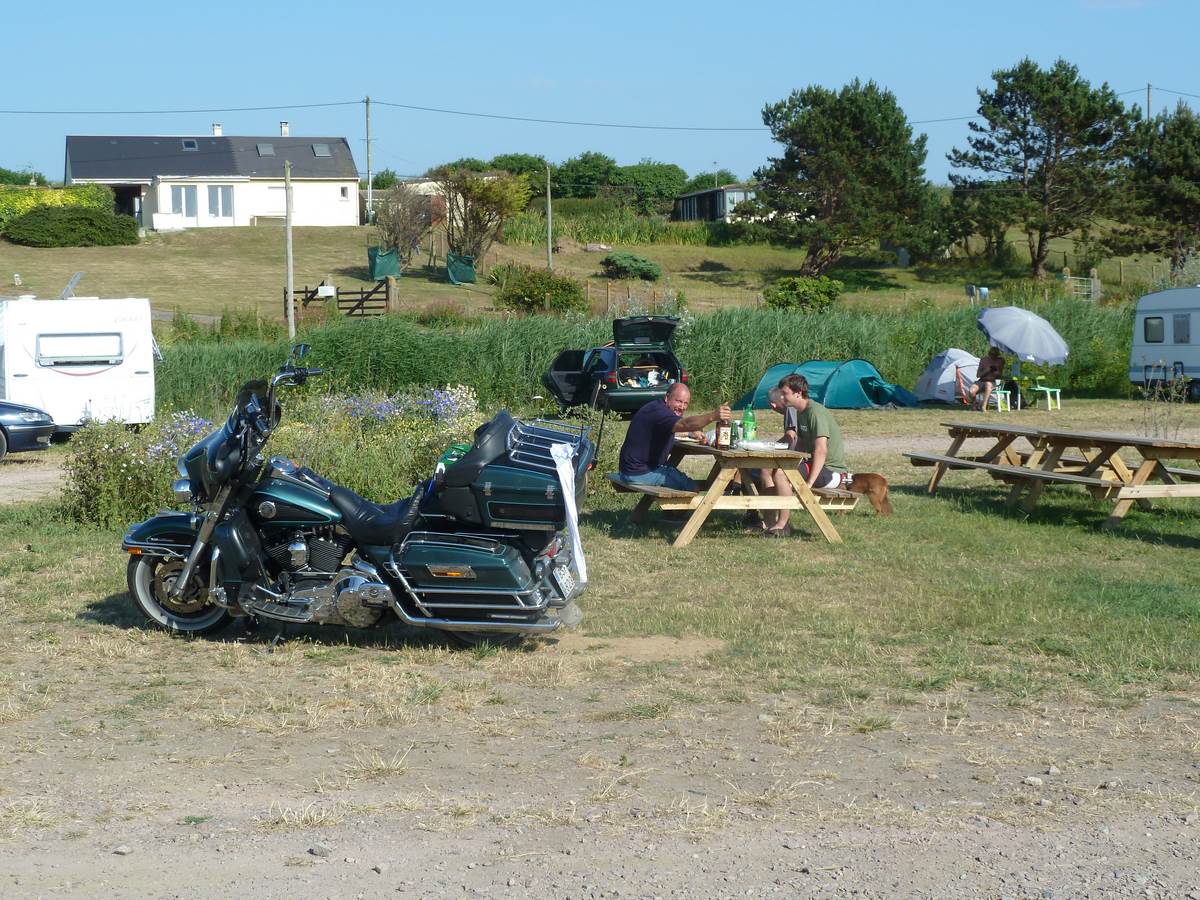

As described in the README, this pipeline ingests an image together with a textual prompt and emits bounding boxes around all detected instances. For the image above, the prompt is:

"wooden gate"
[284,279,395,318]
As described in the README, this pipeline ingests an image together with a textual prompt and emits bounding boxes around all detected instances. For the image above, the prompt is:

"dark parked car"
[543,316,687,414]
[0,400,55,461]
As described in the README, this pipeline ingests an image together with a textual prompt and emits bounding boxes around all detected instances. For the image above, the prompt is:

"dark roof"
[65,135,358,181]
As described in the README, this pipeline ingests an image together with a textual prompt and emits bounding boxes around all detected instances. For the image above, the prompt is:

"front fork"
[168,485,232,599]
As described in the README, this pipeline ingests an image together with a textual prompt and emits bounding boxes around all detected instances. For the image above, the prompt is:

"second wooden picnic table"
[907,421,1200,527]
[616,440,857,548]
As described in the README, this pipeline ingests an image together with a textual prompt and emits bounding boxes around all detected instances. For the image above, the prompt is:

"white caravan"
[0,298,155,429]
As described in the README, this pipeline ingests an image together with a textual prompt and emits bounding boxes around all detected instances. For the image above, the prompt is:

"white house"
[64,124,360,229]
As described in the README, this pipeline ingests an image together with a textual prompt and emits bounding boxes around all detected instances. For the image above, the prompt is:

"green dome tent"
[735,360,919,410]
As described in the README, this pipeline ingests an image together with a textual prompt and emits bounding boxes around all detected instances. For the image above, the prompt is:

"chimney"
[279,121,289,137]
[212,123,222,137]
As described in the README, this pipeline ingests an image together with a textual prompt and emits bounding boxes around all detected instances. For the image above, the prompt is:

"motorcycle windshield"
[181,417,237,497]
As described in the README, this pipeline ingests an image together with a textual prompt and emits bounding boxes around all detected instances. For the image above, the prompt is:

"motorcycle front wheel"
[127,555,231,635]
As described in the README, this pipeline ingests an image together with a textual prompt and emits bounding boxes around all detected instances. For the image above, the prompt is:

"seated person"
[765,374,848,537]
[968,347,1005,411]
[618,384,731,492]
[741,387,800,526]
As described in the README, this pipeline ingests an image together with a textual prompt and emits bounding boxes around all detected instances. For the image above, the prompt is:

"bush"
[600,252,661,281]
[61,388,484,528]
[490,263,587,314]
[5,205,139,247]
[61,412,214,529]
[763,276,843,312]
[0,183,114,232]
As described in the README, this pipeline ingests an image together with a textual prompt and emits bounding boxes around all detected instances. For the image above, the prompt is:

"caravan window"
[1144,317,1164,343]
[1173,313,1191,344]
[36,333,124,367]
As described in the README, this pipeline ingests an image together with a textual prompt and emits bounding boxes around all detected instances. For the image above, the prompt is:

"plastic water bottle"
[742,406,757,442]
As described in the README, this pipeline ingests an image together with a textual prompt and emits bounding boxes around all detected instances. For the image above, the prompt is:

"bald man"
[618,383,732,492]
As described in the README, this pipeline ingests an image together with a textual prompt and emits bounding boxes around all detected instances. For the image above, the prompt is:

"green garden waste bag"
[367,246,401,280]
[447,252,476,285]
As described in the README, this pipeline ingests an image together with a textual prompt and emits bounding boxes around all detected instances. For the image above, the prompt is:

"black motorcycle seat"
[328,484,421,546]
[442,411,515,488]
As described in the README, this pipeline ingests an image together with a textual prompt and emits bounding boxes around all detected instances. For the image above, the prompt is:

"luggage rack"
[507,419,590,474]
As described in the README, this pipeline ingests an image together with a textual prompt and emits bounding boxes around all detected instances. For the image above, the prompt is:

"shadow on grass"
[890,483,1200,550]
[78,592,545,652]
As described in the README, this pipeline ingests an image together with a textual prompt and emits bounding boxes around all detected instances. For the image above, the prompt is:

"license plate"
[553,565,576,599]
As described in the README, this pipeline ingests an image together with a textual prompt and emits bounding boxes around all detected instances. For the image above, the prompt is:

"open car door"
[542,349,590,409]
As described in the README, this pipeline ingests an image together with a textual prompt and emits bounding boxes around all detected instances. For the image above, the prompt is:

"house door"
[207,185,234,225]
[170,185,198,226]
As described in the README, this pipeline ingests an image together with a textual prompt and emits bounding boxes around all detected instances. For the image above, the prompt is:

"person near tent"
[968,347,1005,411]
[764,374,848,538]
[617,383,732,491]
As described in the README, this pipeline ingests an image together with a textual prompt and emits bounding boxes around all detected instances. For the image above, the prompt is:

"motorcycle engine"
[266,528,352,574]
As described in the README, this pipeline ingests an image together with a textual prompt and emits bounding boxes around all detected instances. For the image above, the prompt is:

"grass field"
[0,223,1172,319]
[2,400,1199,893]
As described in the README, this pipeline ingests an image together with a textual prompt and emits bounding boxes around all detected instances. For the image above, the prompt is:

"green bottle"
[742,405,756,441]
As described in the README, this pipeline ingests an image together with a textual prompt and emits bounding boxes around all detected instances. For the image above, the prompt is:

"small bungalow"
[64,123,360,229]
[671,183,757,223]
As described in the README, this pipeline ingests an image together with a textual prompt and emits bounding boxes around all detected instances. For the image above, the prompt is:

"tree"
[371,168,399,191]
[751,79,929,276]
[680,169,740,195]
[947,180,1020,263]
[426,157,488,177]
[948,58,1137,278]
[1114,102,1200,272]
[0,166,47,186]
[374,184,431,270]
[553,151,618,198]
[438,169,532,259]
[616,160,688,214]
[490,153,552,185]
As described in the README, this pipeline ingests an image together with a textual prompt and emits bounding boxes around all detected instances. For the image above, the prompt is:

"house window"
[312,143,332,158]
[208,185,234,219]
[340,186,349,200]
[257,143,275,157]
[1173,313,1190,344]
[1144,316,1164,343]
[181,139,198,151]
[171,185,197,218]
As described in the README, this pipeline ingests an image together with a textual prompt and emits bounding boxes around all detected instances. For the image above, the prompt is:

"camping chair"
[990,386,1012,412]
[1032,375,1062,410]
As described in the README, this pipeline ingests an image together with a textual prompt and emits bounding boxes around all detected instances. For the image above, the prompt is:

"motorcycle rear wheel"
[127,555,231,635]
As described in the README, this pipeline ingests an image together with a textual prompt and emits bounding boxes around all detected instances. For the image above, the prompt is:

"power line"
[0,101,361,115]
[372,99,766,132]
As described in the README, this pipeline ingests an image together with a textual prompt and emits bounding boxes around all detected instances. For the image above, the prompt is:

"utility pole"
[546,162,553,271]
[365,95,373,223]
[712,162,718,189]
[285,160,295,340]
[1146,83,1152,121]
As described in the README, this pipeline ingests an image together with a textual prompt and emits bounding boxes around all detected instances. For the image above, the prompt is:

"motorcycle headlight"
[18,411,52,424]
[172,478,195,504]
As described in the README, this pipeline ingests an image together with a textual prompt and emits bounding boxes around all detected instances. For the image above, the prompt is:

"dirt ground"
[2,434,1199,898]
[0,627,1197,899]
[0,453,62,505]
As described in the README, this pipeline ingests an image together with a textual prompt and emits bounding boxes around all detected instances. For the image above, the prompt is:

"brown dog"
[846,472,892,516]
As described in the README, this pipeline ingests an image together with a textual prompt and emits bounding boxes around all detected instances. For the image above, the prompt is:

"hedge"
[5,205,139,247]
[0,183,115,233]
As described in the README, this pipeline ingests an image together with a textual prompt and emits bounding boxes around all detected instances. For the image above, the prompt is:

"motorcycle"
[122,346,593,644]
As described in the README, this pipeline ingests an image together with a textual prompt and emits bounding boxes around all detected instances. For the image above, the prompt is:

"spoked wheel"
[126,555,231,635]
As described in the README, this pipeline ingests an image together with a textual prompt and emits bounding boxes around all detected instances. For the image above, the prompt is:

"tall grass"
[503,210,716,246]
[159,300,1135,416]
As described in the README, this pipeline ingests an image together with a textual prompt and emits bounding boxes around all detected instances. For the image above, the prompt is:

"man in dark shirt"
[618,384,732,491]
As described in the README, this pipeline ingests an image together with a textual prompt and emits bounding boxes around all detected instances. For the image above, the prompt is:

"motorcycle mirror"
[292,343,310,360]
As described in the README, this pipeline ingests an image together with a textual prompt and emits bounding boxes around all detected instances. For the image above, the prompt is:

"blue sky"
[4,0,1197,186]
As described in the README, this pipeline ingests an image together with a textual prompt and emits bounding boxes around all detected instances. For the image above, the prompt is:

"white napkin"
[549,442,587,585]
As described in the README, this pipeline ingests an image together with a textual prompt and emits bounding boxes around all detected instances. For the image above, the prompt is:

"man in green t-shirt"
[765,373,848,537]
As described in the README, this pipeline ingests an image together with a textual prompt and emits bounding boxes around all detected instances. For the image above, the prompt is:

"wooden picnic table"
[613,440,857,548]
[905,422,1200,527]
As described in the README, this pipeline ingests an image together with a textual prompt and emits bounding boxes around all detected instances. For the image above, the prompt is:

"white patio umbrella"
[976,306,1069,366]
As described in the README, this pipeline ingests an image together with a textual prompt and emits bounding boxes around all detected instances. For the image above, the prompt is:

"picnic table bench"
[608,441,859,548]
[906,421,1200,527]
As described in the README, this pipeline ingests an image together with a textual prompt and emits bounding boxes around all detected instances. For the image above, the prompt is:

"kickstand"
[252,631,286,656]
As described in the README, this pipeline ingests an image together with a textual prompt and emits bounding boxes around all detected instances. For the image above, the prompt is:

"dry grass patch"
[256,800,344,831]
[0,797,63,838]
